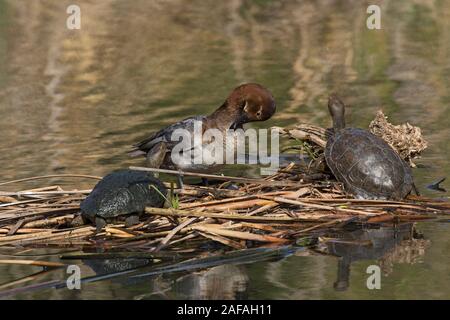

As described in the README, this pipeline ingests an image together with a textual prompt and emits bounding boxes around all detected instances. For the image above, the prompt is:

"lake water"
[0,0,449,299]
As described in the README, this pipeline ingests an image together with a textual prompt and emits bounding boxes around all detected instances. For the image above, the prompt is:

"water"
[0,0,449,299]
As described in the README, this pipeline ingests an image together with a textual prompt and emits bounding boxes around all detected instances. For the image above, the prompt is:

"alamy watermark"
[66,5,81,30]
[367,5,381,30]
[366,265,381,290]
[170,123,280,175]
[66,265,81,290]
[66,4,380,31]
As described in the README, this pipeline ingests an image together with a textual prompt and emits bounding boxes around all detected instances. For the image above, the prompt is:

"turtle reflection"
[319,223,429,291]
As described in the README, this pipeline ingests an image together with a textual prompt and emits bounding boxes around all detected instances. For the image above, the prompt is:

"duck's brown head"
[212,83,276,130]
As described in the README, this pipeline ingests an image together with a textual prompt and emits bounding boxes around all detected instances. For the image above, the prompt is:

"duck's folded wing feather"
[129,116,205,156]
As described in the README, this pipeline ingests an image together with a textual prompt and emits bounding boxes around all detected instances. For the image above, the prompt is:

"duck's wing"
[129,116,206,156]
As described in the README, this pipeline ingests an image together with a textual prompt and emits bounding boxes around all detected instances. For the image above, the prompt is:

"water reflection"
[73,246,292,300]
[57,223,429,299]
[84,258,150,276]
[82,258,249,299]
[0,222,441,299]
[173,265,249,300]
[318,223,429,291]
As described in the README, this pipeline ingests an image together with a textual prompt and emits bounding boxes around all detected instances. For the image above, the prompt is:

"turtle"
[324,94,417,200]
[80,169,167,231]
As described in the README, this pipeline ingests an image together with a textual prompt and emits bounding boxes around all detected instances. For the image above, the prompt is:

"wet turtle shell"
[80,170,167,227]
[324,95,414,200]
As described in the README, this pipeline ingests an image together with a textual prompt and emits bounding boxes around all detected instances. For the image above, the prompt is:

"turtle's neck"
[328,94,346,131]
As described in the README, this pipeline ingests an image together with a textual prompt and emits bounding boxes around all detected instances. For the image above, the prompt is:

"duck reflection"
[79,247,256,299]
[173,265,249,300]
[319,223,429,291]
[83,258,249,299]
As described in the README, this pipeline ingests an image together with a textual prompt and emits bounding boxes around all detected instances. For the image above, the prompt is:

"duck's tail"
[128,149,146,157]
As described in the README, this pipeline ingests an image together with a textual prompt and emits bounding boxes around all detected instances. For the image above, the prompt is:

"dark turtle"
[325,95,416,200]
[80,170,167,231]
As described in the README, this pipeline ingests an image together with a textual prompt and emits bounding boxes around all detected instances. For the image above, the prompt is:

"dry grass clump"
[369,110,428,167]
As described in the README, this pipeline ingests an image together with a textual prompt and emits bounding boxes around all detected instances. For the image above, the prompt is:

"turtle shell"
[325,128,413,200]
[81,169,167,222]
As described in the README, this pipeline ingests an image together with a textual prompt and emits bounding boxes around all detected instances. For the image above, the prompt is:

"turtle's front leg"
[95,217,107,233]
[125,214,140,227]
[412,183,420,196]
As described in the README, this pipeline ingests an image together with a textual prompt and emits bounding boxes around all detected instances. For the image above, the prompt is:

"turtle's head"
[328,94,346,131]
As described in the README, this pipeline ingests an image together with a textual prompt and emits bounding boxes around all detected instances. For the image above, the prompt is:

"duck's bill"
[229,121,244,130]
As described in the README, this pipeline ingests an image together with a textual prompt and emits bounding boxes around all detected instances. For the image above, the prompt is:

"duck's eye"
[256,111,262,117]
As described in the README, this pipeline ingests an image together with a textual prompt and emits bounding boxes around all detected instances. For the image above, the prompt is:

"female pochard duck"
[129,83,276,182]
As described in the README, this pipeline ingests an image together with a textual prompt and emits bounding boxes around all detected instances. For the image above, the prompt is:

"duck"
[129,83,276,184]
